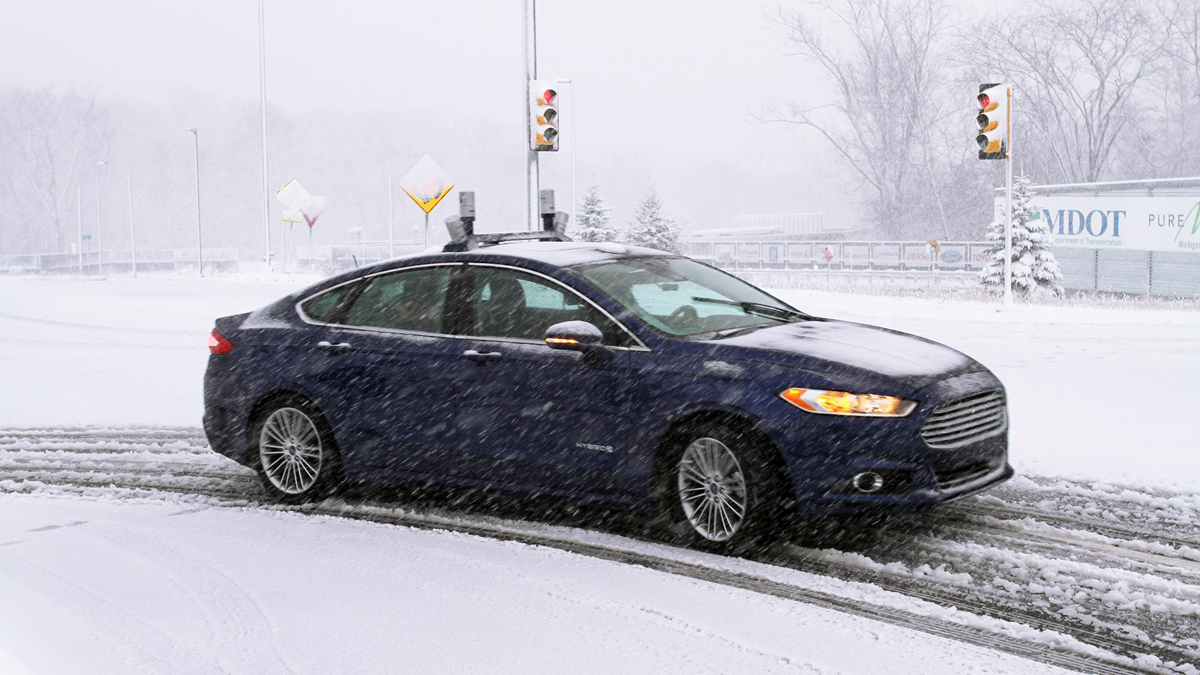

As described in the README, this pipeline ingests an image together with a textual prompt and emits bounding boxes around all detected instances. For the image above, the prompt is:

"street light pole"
[257,0,272,271]
[95,161,106,277]
[523,0,539,231]
[186,128,203,277]
[557,77,576,228]
[76,187,83,275]
[126,174,137,278]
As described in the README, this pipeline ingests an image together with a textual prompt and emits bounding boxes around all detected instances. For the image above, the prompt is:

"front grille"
[935,460,996,491]
[920,389,1006,448]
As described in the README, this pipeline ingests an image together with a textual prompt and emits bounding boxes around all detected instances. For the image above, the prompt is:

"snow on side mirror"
[544,321,604,352]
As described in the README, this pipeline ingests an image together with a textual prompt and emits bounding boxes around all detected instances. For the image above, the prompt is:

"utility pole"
[95,161,106,277]
[126,174,137,278]
[257,0,272,270]
[523,0,539,231]
[187,128,203,277]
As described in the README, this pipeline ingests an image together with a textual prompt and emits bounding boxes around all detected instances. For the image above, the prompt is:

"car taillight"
[209,328,234,355]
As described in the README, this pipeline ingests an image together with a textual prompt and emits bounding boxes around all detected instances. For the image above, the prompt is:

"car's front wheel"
[661,422,786,553]
[253,399,343,503]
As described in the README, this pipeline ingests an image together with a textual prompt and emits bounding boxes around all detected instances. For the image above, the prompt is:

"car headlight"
[780,388,916,417]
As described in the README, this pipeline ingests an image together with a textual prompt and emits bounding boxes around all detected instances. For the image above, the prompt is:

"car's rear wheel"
[660,422,787,553]
[254,399,342,503]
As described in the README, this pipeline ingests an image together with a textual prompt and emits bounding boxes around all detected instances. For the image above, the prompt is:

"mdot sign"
[995,180,1200,253]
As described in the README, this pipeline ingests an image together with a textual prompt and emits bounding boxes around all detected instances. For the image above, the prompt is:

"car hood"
[700,319,977,382]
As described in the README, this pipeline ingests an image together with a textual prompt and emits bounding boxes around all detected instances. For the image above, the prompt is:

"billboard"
[997,194,1200,253]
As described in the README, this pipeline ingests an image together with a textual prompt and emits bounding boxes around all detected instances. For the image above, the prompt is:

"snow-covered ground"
[2,275,1198,675]
[2,275,1197,492]
[1,491,1085,675]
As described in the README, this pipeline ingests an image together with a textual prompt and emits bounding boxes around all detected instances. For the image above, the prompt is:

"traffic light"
[530,80,560,152]
[976,83,1008,160]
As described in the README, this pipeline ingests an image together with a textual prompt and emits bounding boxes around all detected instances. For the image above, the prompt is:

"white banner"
[999,194,1200,253]
[787,243,814,265]
[714,243,736,264]
[937,244,968,267]
[737,243,761,264]
[902,243,932,267]
[872,243,901,265]
[843,244,870,266]
[763,243,784,265]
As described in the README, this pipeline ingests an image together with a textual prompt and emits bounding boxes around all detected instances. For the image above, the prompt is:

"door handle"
[462,349,503,364]
[316,341,352,354]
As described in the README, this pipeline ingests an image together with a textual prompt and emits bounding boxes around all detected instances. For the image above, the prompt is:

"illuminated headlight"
[780,388,916,417]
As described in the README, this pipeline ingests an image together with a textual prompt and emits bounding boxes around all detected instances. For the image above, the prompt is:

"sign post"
[277,179,325,272]
[399,155,454,249]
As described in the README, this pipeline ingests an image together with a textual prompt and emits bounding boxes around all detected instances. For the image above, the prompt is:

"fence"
[683,240,1200,298]
[0,249,239,275]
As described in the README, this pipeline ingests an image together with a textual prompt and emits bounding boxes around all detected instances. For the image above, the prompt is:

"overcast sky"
[3,0,1016,241]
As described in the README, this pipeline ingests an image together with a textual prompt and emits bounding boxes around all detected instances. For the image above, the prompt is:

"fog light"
[851,471,885,494]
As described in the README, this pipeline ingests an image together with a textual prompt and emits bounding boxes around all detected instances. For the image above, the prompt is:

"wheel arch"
[651,408,797,513]
[244,388,333,462]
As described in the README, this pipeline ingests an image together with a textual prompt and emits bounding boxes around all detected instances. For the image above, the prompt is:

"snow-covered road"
[2,428,1197,674]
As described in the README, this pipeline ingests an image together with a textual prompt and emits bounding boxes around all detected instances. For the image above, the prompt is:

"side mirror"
[544,321,604,352]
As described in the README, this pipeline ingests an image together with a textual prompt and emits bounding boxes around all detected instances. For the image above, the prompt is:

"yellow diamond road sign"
[399,155,454,215]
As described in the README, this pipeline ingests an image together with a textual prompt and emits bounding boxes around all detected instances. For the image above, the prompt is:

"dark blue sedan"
[204,237,1012,551]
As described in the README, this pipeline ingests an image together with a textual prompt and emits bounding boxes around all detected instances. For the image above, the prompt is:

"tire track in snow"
[1,426,1194,675]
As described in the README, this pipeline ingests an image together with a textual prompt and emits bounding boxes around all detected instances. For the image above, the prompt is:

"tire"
[252,397,344,504]
[658,421,788,553]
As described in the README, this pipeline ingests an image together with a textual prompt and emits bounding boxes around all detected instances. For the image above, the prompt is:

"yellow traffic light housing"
[977,83,1008,160]
[530,80,560,152]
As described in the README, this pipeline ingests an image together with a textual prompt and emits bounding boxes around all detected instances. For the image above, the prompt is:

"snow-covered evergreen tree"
[574,184,620,242]
[980,174,1064,297]
[625,184,681,253]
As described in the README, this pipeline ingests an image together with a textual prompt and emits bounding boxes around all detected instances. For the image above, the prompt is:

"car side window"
[299,282,358,323]
[341,266,452,333]
[468,266,633,346]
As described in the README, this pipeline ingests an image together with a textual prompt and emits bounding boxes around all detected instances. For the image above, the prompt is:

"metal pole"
[388,174,395,258]
[523,0,539,231]
[127,174,137,278]
[76,187,83,275]
[1003,85,1014,307]
[187,128,203,277]
[424,212,430,249]
[95,161,106,277]
[558,77,576,228]
[258,0,272,270]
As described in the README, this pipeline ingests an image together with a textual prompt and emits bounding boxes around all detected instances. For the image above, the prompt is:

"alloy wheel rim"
[259,407,323,495]
[676,437,748,542]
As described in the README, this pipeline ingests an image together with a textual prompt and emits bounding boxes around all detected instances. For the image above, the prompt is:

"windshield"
[572,257,808,337]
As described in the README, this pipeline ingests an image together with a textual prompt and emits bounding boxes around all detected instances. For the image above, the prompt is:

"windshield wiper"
[691,297,814,322]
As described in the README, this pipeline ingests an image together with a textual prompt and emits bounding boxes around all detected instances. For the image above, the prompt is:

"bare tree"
[0,87,107,252]
[962,0,1160,184]
[767,0,956,238]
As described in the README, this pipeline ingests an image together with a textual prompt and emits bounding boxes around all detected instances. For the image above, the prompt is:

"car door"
[316,263,471,479]
[452,263,642,496]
